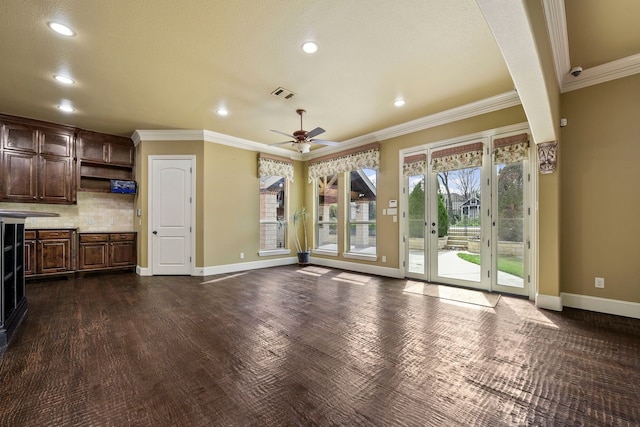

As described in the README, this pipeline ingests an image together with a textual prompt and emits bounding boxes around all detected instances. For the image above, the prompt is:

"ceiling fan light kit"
[269,109,339,153]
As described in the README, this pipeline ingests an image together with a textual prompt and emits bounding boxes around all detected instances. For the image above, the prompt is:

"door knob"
[152,230,158,235]
[431,230,436,234]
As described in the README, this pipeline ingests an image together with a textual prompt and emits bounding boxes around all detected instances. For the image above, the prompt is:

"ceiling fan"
[269,109,339,153]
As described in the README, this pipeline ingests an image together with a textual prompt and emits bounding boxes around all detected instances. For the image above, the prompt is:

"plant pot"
[297,251,311,265]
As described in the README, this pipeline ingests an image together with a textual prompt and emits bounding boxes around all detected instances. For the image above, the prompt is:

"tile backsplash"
[0,192,134,231]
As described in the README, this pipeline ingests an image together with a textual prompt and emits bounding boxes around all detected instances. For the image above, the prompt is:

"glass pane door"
[492,160,529,296]
[431,165,488,290]
[406,174,426,277]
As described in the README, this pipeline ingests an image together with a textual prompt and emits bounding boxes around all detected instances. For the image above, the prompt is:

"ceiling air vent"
[271,87,295,99]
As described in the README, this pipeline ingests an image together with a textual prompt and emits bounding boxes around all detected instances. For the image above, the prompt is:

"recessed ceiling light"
[301,41,319,54]
[394,99,406,107]
[53,75,75,85]
[48,22,76,37]
[216,108,229,116]
[58,104,75,113]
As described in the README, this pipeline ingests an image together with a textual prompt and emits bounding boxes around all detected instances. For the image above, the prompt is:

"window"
[316,174,338,252]
[347,168,376,255]
[259,176,286,251]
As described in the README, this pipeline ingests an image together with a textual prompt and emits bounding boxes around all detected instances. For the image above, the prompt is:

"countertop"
[0,210,60,219]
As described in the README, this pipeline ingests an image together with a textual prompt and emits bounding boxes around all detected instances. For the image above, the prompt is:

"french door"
[403,132,531,296]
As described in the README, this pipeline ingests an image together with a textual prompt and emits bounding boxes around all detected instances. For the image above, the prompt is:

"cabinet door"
[1,151,38,201]
[109,143,134,166]
[78,234,109,270]
[79,243,109,270]
[80,138,109,163]
[24,238,36,276]
[2,122,37,152]
[37,238,71,274]
[39,155,74,203]
[110,241,136,267]
[40,128,73,157]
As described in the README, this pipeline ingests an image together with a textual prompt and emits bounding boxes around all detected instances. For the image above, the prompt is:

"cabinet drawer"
[25,230,36,239]
[37,230,71,239]
[79,233,108,243]
[111,233,135,241]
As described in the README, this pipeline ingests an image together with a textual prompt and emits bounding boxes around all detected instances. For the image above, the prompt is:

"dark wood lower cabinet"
[78,232,136,272]
[25,229,136,278]
[24,229,75,278]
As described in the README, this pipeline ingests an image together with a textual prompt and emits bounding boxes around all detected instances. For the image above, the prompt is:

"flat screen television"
[110,179,136,194]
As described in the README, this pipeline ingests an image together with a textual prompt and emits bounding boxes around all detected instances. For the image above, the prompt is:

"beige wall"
[560,73,640,303]
[136,139,304,269]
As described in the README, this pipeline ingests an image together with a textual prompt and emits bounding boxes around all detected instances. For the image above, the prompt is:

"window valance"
[308,143,380,183]
[402,153,427,176]
[258,153,294,182]
[431,142,484,173]
[493,133,529,164]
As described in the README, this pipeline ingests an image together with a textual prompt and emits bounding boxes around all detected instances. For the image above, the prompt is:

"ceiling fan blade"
[268,140,295,146]
[306,127,325,138]
[270,129,295,138]
[311,139,339,146]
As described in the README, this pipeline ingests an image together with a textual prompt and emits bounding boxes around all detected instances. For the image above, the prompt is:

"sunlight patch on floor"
[501,297,560,329]
[297,266,333,276]
[200,272,248,284]
[332,272,373,286]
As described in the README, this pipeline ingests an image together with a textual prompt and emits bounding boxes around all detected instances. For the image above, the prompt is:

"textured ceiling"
[0,1,634,150]
[0,0,513,146]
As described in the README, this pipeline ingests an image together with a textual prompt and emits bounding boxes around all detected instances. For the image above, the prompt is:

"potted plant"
[292,207,311,264]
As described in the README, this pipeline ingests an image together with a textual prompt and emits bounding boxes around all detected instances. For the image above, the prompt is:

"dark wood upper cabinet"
[1,151,38,201]
[78,131,134,166]
[39,155,73,203]
[0,114,76,204]
[40,128,73,157]
[2,122,38,152]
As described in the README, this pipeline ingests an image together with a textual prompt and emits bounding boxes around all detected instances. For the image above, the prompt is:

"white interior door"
[150,157,193,275]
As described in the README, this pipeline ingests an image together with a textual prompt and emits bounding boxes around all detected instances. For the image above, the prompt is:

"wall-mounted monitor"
[110,179,136,194]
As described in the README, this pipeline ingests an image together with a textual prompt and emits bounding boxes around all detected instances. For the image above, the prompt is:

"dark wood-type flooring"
[1,265,639,426]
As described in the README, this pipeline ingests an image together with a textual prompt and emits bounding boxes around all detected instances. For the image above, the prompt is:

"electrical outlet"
[382,255,386,262]
[595,277,604,288]
[240,253,244,259]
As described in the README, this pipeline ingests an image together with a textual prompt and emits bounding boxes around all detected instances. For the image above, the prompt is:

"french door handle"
[431,230,436,234]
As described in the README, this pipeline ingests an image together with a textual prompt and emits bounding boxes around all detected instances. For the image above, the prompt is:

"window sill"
[258,249,291,257]
[312,249,338,257]
[343,252,378,262]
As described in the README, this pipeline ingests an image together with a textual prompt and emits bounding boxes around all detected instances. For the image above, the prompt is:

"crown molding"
[542,0,570,88]
[133,90,521,162]
[131,129,302,160]
[543,0,640,93]
[305,90,521,160]
[561,53,640,93]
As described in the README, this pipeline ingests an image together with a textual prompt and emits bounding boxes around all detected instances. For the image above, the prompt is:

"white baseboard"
[562,293,640,319]
[136,265,151,276]
[196,256,297,276]
[310,256,404,279]
[535,293,563,311]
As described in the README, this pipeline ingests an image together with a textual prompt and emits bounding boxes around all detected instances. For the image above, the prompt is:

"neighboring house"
[459,196,481,221]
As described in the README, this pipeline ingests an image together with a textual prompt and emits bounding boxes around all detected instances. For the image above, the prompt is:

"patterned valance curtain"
[403,154,427,176]
[493,133,529,164]
[431,142,484,173]
[258,153,294,182]
[308,143,380,183]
